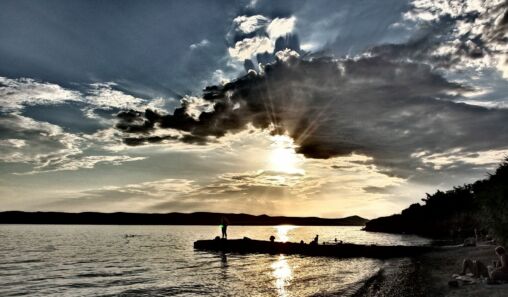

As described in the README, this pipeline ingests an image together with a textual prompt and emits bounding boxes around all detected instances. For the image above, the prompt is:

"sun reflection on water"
[271,226,296,296]
[275,225,297,243]
[271,255,292,297]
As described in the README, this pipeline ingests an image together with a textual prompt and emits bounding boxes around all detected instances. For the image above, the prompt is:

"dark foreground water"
[0,225,430,296]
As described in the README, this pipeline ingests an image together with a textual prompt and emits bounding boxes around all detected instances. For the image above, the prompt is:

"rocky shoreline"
[351,257,428,297]
[351,244,508,297]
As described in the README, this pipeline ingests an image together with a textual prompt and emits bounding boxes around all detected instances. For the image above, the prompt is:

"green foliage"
[366,157,508,241]
[474,158,508,243]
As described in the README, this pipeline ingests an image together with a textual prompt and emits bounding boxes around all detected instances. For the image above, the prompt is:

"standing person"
[220,216,229,239]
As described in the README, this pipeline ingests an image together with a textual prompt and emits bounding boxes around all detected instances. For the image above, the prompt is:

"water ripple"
[0,225,429,297]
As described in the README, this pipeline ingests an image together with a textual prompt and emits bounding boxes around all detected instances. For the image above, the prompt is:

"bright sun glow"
[269,135,303,174]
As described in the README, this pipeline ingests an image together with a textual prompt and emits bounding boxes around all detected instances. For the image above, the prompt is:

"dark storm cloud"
[116,52,508,180]
[122,135,178,146]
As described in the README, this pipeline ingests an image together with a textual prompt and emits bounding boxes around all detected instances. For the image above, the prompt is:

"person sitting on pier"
[461,246,508,282]
[310,235,319,246]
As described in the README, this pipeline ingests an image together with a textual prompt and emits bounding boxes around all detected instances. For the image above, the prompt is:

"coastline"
[351,257,427,297]
[352,243,508,297]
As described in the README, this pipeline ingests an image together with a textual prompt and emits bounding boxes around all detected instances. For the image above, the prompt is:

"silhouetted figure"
[220,216,229,239]
[269,235,275,242]
[310,234,319,246]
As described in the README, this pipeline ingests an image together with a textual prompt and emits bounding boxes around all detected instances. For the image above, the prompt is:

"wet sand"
[353,244,508,297]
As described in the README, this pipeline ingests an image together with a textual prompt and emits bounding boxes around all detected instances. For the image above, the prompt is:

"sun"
[268,135,303,174]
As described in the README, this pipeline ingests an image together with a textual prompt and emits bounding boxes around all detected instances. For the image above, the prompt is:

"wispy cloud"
[0,114,145,174]
[0,77,80,112]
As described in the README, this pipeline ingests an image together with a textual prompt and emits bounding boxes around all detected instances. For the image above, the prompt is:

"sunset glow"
[268,135,304,174]
[2,1,508,297]
[0,0,507,219]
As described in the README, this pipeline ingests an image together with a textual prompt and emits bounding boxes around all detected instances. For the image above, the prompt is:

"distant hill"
[0,211,369,226]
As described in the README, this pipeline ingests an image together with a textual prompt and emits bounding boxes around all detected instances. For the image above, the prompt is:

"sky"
[0,0,507,218]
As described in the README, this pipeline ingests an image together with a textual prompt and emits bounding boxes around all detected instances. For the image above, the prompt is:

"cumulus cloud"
[227,14,301,65]
[267,16,296,39]
[232,15,270,34]
[275,49,300,62]
[228,36,274,61]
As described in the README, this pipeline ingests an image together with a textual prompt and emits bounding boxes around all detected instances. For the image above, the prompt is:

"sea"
[0,225,430,297]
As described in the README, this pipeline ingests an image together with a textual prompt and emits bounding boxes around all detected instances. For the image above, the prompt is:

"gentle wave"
[0,225,429,297]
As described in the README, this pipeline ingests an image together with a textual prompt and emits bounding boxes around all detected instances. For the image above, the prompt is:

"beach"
[354,243,508,297]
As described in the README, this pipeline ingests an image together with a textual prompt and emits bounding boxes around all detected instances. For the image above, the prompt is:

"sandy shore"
[352,243,508,297]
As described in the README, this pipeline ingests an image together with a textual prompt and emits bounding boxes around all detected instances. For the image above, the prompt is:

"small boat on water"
[194,238,434,259]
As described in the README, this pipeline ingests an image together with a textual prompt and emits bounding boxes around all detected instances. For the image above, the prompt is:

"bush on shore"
[364,158,508,242]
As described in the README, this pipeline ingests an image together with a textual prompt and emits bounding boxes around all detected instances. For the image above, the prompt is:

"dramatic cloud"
[267,16,296,38]
[116,53,508,180]
[380,0,508,75]
[2,0,507,216]
[227,14,301,68]
[229,36,275,61]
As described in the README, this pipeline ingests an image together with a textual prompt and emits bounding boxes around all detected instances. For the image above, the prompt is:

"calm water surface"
[0,225,429,296]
